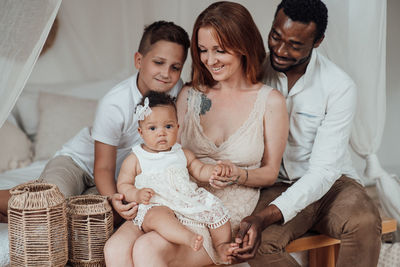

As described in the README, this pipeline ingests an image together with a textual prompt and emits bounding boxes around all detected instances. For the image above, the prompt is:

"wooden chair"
[286,217,397,267]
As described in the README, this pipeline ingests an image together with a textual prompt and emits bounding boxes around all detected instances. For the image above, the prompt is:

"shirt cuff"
[270,197,297,224]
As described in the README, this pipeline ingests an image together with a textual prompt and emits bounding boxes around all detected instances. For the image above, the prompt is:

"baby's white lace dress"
[132,143,230,230]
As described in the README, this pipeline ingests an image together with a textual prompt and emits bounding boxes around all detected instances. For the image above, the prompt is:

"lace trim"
[133,203,162,230]
[207,214,230,229]
[187,86,272,150]
[176,213,230,229]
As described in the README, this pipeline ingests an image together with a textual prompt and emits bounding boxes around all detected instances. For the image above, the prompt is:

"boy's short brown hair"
[138,21,190,60]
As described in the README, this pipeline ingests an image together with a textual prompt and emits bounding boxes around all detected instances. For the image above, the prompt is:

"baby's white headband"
[135,97,152,121]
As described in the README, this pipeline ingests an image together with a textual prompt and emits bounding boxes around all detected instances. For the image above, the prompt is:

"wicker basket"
[67,195,113,267]
[8,182,68,267]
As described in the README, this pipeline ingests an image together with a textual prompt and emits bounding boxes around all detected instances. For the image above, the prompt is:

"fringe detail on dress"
[178,214,230,230]
[207,214,230,229]
[178,218,207,228]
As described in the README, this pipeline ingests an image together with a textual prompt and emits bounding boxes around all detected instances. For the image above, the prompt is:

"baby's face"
[138,105,179,153]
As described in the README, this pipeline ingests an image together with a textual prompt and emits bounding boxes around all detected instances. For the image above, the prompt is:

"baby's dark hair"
[138,21,190,59]
[275,0,328,42]
[139,91,177,113]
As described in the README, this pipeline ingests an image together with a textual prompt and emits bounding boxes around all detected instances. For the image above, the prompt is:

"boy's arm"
[94,141,117,197]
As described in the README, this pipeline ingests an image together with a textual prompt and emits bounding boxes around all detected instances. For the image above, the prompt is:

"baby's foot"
[190,234,204,251]
[216,242,236,264]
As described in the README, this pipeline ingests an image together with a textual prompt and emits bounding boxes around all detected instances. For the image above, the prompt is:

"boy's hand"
[110,193,138,225]
[138,188,155,204]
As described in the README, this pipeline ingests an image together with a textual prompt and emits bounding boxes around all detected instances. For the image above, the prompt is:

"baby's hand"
[138,188,155,204]
[213,160,233,177]
[210,161,244,189]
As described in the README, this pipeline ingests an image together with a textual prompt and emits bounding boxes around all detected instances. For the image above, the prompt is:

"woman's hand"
[110,193,138,221]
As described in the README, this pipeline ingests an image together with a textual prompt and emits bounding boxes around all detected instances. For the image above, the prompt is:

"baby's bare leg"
[210,222,235,263]
[142,206,203,251]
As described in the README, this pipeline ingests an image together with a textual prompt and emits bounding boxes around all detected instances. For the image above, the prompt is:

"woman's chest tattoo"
[200,93,212,115]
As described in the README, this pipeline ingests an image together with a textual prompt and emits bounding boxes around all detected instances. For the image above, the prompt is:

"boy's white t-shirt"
[55,73,182,181]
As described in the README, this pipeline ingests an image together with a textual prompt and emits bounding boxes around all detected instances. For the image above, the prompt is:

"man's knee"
[250,241,300,267]
[258,238,287,255]
[344,211,382,240]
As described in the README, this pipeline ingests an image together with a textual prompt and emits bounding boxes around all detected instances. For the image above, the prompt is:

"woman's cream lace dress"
[180,85,273,264]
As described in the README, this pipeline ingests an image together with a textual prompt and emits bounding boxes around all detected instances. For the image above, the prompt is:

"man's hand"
[231,215,263,260]
[110,193,138,222]
[232,204,283,260]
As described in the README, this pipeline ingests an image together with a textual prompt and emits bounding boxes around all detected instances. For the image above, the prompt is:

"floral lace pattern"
[133,166,230,230]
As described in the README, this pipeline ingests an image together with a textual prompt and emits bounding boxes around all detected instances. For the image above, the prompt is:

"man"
[233,1,382,266]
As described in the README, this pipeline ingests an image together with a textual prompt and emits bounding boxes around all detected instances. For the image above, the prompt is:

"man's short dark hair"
[138,21,190,59]
[275,0,328,42]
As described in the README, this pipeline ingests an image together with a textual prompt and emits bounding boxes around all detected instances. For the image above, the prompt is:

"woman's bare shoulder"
[264,87,285,108]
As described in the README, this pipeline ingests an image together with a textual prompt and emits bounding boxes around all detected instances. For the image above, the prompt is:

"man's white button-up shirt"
[262,50,360,223]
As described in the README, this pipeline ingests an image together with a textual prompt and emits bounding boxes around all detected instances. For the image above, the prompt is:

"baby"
[117,91,238,263]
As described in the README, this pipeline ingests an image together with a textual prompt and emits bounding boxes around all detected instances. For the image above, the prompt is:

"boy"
[0,21,190,228]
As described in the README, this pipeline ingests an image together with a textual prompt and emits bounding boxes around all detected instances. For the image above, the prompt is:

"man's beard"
[269,50,312,73]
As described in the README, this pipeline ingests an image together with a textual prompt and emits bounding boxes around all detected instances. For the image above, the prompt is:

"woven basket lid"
[8,182,65,210]
[67,195,111,216]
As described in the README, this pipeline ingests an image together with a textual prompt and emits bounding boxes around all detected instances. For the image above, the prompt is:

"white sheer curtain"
[321,0,400,240]
[0,0,61,127]
[319,1,387,178]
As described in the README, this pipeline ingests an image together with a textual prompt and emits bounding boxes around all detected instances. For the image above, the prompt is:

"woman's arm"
[211,89,289,188]
[248,89,288,187]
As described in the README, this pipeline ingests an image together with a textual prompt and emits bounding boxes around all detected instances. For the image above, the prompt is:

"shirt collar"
[274,50,318,97]
[131,72,143,104]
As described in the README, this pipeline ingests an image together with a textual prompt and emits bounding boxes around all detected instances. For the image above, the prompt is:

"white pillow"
[34,92,98,161]
[14,79,118,137]
[0,121,33,173]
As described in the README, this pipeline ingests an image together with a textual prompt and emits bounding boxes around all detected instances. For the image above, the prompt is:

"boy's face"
[138,105,179,153]
[135,40,185,96]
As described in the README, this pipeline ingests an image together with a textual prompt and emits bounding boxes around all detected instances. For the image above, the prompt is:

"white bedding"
[0,160,47,190]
